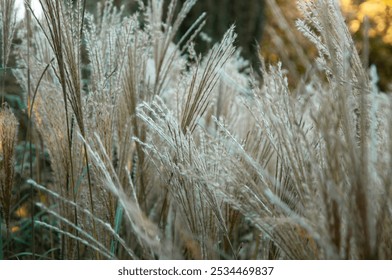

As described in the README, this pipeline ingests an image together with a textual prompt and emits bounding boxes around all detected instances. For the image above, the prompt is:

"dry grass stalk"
[1,0,17,68]
[1,0,17,106]
[0,107,18,230]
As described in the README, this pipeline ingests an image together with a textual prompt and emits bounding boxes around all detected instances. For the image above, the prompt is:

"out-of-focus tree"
[342,0,392,44]
[166,0,266,72]
[341,0,392,92]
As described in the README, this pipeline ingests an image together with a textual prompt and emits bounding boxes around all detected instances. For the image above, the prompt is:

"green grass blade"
[110,202,123,256]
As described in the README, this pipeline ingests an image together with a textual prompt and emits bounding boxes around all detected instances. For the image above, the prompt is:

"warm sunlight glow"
[11,226,20,233]
[15,205,30,218]
[341,0,392,44]
[383,0,392,7]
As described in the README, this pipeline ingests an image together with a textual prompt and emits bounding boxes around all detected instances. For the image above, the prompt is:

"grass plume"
[1,0,391,259]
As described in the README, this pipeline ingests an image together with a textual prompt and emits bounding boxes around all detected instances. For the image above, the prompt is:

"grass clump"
[0,0,391,259]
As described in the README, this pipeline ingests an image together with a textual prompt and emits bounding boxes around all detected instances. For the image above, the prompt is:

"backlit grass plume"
[2,0,391,259]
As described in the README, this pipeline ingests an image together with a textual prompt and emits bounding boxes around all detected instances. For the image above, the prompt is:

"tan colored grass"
[0,107,18,231]
[7,0,392,259]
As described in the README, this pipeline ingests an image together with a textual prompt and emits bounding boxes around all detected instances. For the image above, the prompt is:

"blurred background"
[261,0,392,91]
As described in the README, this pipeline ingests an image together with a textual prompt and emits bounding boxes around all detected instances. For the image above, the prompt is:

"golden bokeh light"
[341,0,392,44]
